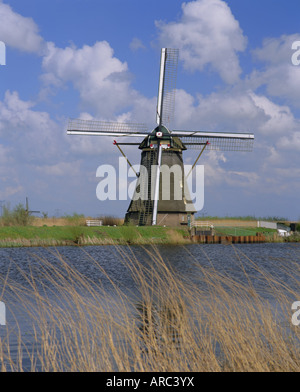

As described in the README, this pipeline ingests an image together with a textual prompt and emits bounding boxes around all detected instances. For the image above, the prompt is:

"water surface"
[0,243,299,370]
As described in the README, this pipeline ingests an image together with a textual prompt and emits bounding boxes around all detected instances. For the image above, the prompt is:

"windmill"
[67,48,254,226]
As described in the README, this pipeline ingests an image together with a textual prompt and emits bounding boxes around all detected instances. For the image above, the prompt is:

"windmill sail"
[67,118,149,137]
[172,130,254,152]
[156,48,179,128]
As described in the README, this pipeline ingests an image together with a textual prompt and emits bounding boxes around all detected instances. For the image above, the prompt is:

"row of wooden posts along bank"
[191,233,266,244]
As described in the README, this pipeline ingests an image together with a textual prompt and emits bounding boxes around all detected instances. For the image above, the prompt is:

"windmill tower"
[67,48,254,226]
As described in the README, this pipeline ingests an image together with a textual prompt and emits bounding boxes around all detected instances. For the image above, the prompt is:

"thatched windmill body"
[67,48,254,226]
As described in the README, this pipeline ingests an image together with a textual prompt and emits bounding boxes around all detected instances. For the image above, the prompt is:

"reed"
[100,216,124,226]
[0,245,300,371]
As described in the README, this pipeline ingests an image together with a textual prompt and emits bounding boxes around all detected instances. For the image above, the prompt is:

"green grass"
[197,215,289,221]
[214,226,277,237]
[0,225,190,247]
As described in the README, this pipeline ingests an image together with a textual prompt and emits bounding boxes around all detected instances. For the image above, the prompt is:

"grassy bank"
[0,225,190,247]
[0,224,299,247]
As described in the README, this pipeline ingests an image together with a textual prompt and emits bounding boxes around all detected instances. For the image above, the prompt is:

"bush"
[0,203,33,226]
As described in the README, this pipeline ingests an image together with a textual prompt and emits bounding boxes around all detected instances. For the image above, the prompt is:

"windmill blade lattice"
[180,135,254,152]
[67,118,149,137]
[156,48,179,128]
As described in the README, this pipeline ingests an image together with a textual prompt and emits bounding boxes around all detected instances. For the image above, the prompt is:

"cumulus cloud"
[156,0,247,84]
[41,41,156,122]
[0,90,61,163]
[253,34,300,65]
[278,130,300,151]
[42,42,127,116]
[36,161,82,177]
[0,1,45,54]
[248,34,300,107]
[0,90,91,210]
[174,88,266,132]
[249,92,299,136]
[41,41,130,117]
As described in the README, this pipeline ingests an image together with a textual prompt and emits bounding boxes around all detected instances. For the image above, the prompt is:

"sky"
[0,0,300,220]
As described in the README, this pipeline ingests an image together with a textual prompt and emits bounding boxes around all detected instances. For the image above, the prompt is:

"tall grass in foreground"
[0,245,300,371]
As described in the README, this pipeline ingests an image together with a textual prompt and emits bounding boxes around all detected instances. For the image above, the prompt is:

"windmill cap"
[151,125,171,139]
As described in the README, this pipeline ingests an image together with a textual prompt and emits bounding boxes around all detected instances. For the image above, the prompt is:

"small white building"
[258,221,292,237]
[277,229,291,237]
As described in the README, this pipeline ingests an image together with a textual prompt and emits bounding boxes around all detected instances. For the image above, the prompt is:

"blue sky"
[0,0,300,220]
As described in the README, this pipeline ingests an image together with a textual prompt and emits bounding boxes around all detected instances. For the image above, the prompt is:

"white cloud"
[0,90,95,211]
[253,34,300,65]
[172,85,300,203]
[0,144,12,165]
[249,92,299,135]
[130,38,146,52]
[249,34,300,107]
[0,90,61,162]
[36,161,82,177]
[156,0,247,84]
[173,88,300,152]
[0,1,44,54]
[0,143,18,194]
[41,40,158,130]
[174,88,266,132]
[278,130,300,151]
[41,41,139,119]
[0,185,23,200]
